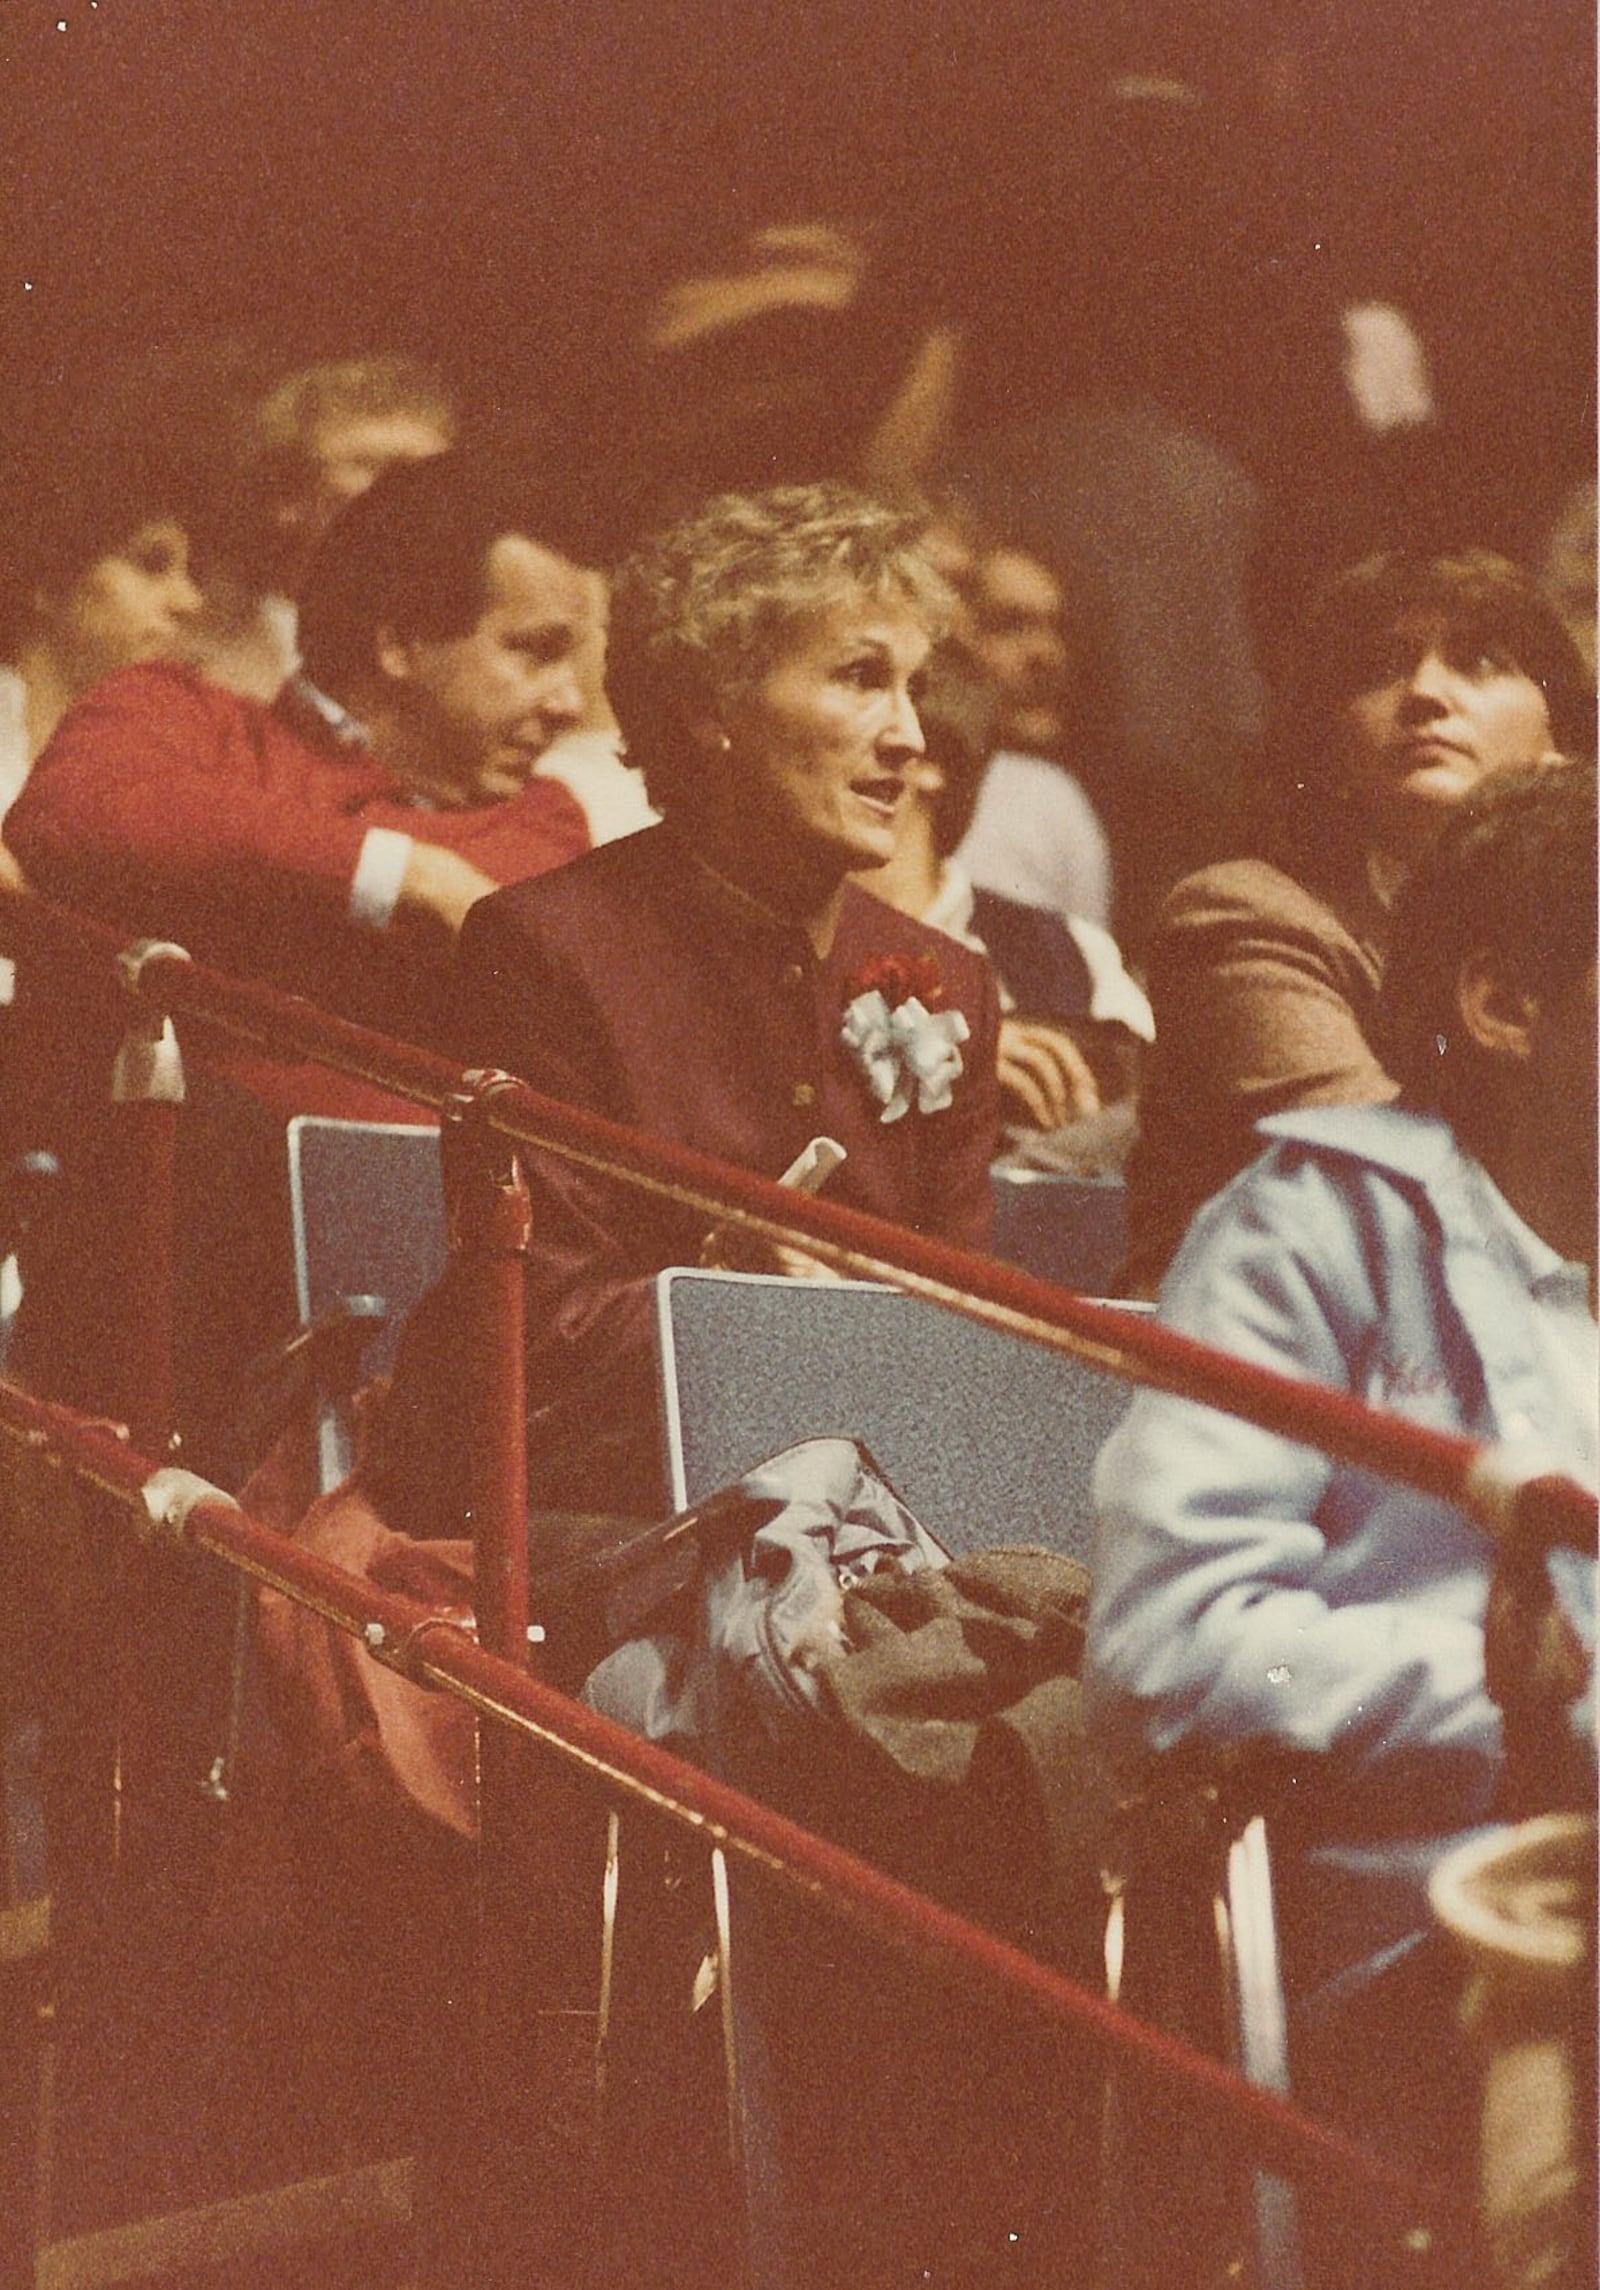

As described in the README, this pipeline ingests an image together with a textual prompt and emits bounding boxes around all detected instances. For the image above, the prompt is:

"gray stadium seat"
[640,1268,1141,2287]
[989,1165,1129,1295]
[656,1265,1140,1560]
[286,1115,447,1490]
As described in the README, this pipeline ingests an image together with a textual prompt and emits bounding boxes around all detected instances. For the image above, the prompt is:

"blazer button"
[791,1081,817,1109]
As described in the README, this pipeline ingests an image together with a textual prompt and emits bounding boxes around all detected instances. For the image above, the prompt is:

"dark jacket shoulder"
[464,822,675,937]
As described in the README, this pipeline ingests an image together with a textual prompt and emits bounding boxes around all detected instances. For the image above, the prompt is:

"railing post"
[101,943,195,1894]
[444,1070,532,1666]
[111,940,191,1459]
[439,1072,589,2288]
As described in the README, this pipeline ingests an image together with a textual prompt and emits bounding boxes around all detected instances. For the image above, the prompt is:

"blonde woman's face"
[714,595,932,876]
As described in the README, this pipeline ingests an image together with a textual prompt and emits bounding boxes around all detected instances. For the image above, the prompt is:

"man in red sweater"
[2,452,602,1428]
[5,450,598,1038]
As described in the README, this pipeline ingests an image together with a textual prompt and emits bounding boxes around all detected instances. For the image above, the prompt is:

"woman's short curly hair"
[1263,547,1595,869]
[604,482,952,816]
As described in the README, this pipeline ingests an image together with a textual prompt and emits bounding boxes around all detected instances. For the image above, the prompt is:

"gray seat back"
[286,1115,447,1488]
[990,1165,1129,1294]
[656,1267,1141,1564]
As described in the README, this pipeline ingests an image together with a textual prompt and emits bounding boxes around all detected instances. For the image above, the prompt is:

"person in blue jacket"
[1088,761,1595,2176]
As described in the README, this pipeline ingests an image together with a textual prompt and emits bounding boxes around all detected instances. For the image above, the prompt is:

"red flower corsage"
[843,950,946,1013]
[839,949,967,1123]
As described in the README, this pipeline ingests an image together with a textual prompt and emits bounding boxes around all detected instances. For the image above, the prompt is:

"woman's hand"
[698,1224,843,1282]
[697,1133,850,1279]
[997,1017,1101,1130]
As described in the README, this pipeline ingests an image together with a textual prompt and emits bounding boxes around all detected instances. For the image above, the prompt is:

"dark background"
[1,0,1594,548]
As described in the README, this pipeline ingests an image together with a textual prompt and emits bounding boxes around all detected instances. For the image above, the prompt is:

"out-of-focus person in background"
[628,221,961,522]
[1123,548,1591,1294]
[946,62,1271,954]
[1538,475,1597,684]
[859,649,1150,1165]
[0,405,204,876]
[925,510,1120,936]
[184,352,457,702]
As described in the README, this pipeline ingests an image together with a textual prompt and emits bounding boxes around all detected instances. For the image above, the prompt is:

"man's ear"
[1456,951,1538,1063]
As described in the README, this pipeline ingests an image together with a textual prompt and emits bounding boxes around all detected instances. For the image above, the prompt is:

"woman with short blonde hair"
[381,483,1000,1518]
[605,481,952,818]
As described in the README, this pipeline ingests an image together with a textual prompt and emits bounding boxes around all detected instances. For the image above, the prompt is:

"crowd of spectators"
[0,117,1594,2289]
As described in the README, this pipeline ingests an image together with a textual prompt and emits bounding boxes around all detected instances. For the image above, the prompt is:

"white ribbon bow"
[840,990,969,1124]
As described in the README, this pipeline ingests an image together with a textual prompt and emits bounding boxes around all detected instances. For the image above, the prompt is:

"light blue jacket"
[1088,1103,1596,1987]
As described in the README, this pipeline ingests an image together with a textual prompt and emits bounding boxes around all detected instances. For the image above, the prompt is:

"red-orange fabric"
[252,1460,480,1843]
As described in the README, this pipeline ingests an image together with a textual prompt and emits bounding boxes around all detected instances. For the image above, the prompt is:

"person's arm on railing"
[3,662,561,949]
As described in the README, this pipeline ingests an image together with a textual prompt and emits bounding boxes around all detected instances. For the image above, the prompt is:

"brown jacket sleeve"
[1124,858,1396,1292]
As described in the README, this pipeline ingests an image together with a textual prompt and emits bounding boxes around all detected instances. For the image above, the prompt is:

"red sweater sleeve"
[7,662,590,943]
[427,772,590,883]
[5,665,386,918]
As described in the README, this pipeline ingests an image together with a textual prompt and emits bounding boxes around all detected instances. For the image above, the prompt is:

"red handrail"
[0,1374,1454,2233]
[2,879,1568,2277]
[5,887,1591,1558]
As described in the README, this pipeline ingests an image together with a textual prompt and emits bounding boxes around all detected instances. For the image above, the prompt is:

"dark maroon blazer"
[412,823,1001,1515]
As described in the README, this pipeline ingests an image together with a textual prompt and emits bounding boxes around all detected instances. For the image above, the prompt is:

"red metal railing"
[6,883,1589,2278]
[0,1378,1447,2225]
[8,889,1591,1569]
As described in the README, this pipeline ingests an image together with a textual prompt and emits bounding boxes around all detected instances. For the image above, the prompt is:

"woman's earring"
[715,731,732,755]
